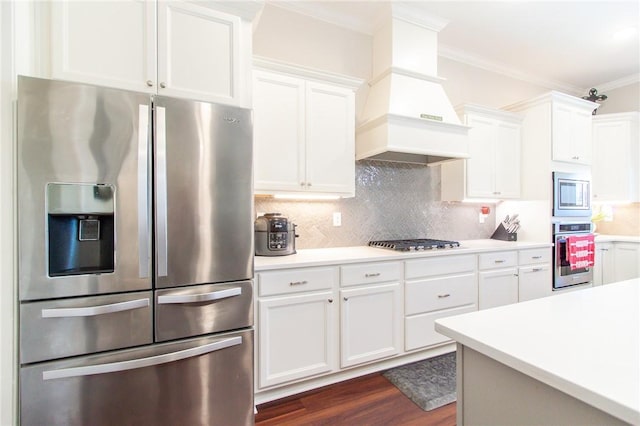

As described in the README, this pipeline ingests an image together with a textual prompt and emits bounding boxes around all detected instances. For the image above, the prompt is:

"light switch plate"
[333,212,341,227]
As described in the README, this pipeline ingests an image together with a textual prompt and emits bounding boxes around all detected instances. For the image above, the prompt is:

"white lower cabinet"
[340,283,402,368]
[257,267,338,389]
[593,242,615,285]
[614,243,640,282]
[339,261,403,368]
[404,255,477,351]
[518,248,552,301]
[478,251,518,309]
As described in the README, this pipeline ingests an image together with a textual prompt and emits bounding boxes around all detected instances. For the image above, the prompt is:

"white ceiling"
[271,1,640,95]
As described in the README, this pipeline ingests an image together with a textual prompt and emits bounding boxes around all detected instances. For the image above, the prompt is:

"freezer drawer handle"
[42,336,242,381]
[157,287,242,304]
[41,298,150,318]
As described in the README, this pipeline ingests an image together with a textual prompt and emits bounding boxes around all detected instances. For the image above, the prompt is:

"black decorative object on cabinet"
[582,88,608,115]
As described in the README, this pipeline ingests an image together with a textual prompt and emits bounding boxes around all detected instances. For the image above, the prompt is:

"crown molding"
[269,1,376,35]
[590,73,640,93]
[438,44,584,96]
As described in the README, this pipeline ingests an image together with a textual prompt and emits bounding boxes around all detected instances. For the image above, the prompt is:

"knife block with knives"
[491,214,519,241]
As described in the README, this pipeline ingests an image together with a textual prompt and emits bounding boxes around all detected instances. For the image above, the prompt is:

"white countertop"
[595,234,640,243]
[254,239,551,271]
[435,279,640,425]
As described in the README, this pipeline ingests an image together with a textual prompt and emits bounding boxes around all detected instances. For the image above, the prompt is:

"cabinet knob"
[514,274,519,277]
[328,299,333,303]
[300,182,305,187]
[160,82,167,89]
[307,182,312,187]
[343,297,348,301]
[146,80,154,87]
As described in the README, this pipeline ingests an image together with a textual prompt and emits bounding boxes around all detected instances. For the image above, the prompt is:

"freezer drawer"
[20,291,153,364]
[20,329,254,426]
[155,280,253,342]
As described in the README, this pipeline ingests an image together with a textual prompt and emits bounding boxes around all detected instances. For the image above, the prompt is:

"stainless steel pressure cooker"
[255,213,297,256]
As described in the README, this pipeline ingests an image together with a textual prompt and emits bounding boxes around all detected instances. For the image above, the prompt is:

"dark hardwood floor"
[255,372,456,426]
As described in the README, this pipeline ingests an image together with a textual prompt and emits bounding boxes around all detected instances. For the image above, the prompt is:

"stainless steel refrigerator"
[17,76,254,425]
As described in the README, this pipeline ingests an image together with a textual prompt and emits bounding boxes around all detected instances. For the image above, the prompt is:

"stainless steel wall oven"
[553,222,594,290]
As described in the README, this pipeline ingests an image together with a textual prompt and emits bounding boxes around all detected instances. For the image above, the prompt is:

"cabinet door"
[614,243,640,282]
[340,283,402,368]
[592,119,633,201]
[494,121,521,198]
[305,82,355,195]
[552,103,592,165]
[479,269,518,309]
[518,264,551,302]
[253,71,306,193]
[157,2,241,104]
[465,115,495,198]
[50,0,156,92]
[258,291,337,388]
[593,242,614,285]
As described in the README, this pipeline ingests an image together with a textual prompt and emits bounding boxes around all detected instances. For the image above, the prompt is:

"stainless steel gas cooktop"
[368,238,461,251]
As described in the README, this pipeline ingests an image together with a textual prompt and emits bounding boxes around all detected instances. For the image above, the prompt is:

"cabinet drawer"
[258,267,337,297]
[519,248,551,265]
[405,273,477,315]
[405,305,477,351]
[478,251,517,269]
[340,261,401,287]
[405,254,476,279]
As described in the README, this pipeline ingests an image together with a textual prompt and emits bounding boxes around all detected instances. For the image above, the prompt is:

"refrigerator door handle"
[157,287,242,304]
[138,104,150,278]
[41,298,150,318]
[156,105,168,277]
[42,336,242,380]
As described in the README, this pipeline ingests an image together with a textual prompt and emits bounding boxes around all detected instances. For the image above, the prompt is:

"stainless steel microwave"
[553,172,591,217]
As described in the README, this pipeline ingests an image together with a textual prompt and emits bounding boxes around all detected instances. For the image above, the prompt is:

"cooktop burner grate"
[368,238,461,251]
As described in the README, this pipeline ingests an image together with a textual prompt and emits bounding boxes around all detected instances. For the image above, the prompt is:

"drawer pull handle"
[531,268,543,272]
[290,280,308,286]
[494,260,505,263]
[158,287,241,304]
[532,256,542,259]
[437,294,451,298]
[365,273,381,278]
[41,298,149,318]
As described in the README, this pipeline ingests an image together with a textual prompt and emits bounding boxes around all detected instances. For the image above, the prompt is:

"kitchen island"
[435,278,639,425]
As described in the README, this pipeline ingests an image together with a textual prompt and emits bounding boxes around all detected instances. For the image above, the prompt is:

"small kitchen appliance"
[255,213,297,256]
[368,238,460,251]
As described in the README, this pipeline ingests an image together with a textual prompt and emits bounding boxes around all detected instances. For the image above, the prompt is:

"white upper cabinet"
[552,102,594,165]
[253,59,362,197]
[592,112,639,202]
[441,105,522,201]
[49,0,262,106]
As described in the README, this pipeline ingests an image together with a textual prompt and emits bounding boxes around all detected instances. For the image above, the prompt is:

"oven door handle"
[42,336,242,380]
[41,299,150,318]
[157,287,242,304]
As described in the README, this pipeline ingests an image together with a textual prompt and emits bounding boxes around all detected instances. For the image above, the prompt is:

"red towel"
[566,234,595,270]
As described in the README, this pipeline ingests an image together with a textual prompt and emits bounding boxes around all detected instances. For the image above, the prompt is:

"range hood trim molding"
[369,66,447,87]
[357,113,471,134]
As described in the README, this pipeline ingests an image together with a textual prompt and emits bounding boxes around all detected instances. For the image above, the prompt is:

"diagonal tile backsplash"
[255,160,497,249]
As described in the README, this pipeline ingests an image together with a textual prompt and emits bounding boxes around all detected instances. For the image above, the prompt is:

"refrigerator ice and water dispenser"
[47,183,115,276]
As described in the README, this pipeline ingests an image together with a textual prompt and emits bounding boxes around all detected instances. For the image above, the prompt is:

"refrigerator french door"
[17,76,254,425]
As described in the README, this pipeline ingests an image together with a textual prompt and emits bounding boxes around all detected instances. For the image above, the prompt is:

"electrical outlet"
[257,212,265,218]
[333,212,341,227]
[478,212,485,224]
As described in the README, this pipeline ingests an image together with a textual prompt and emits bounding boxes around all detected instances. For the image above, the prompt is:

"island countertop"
[435,279,640,425]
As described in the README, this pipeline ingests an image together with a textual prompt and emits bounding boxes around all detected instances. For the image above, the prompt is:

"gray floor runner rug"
[382,352,456,411]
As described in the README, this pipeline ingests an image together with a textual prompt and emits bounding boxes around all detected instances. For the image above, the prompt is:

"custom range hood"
[356,5,470,165]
